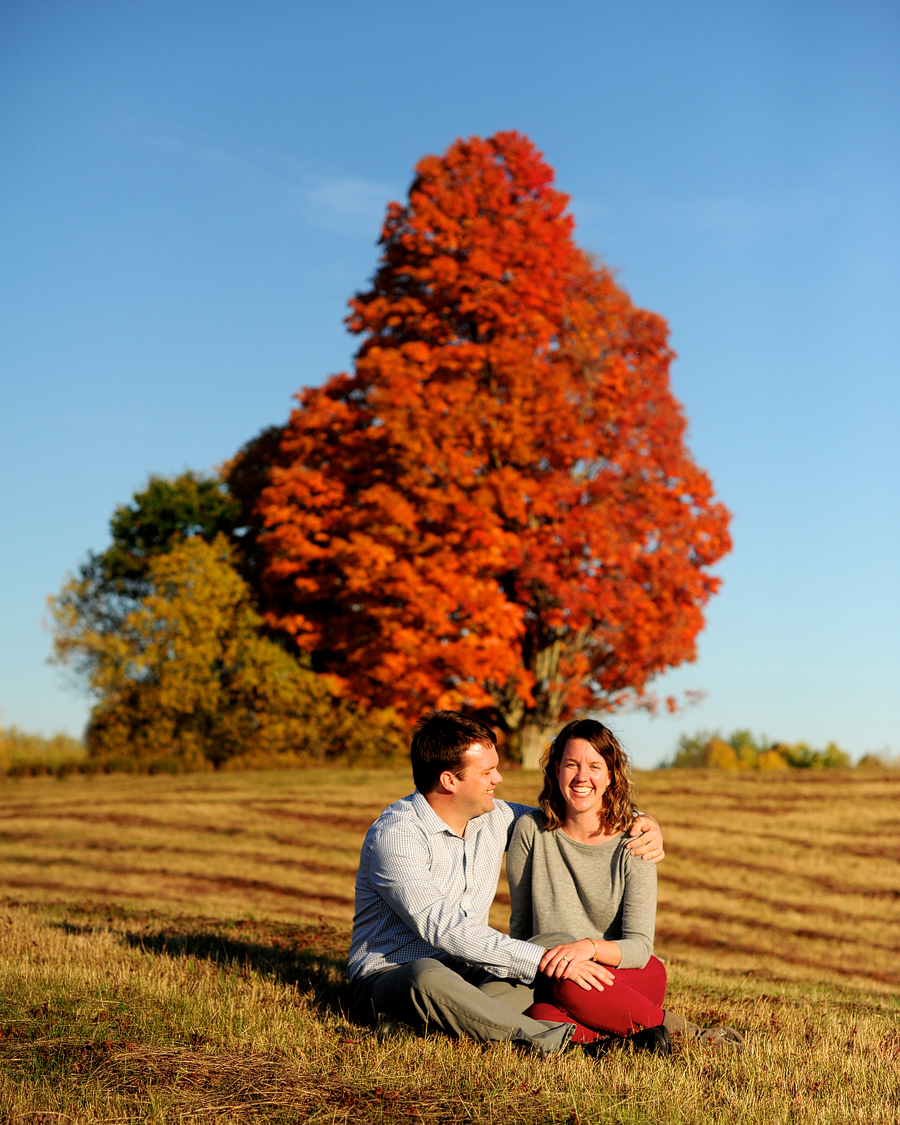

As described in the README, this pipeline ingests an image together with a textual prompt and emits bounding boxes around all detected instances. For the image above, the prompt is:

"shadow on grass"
[77,918,354,1021]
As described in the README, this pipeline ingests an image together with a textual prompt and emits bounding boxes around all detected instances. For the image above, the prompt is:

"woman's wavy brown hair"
[538,718,636,833]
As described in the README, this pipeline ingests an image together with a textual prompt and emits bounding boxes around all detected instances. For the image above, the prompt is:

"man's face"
[452,741,503,819]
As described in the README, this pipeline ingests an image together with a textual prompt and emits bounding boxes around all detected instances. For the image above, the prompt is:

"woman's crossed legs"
[525,955,667,1043]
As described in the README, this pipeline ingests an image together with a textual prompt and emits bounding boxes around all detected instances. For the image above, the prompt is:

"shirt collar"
[411,789,494,838]
[411,788,457,836]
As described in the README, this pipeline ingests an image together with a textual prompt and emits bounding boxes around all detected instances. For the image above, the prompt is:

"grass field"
[1,766,899,1123]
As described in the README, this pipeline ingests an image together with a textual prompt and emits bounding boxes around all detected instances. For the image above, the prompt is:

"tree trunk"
[519,723,555,771]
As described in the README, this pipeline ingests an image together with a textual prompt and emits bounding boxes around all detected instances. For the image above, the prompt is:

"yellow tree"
[50,535,405,769]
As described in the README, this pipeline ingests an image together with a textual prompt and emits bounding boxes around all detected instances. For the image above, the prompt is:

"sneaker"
[375,1015,412,1041]
[625,1025,672,1055]
[663,1010,744,1052]
[696,1026,745,1051]
[583,1024,672,1058]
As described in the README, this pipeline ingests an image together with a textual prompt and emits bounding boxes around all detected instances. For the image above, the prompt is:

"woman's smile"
[556,737,612,818]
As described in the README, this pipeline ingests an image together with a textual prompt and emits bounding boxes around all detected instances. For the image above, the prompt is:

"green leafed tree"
[63,471,243,646]
[50,478,406,770]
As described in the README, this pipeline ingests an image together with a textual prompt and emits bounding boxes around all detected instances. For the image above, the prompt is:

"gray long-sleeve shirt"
[506,810,657,970]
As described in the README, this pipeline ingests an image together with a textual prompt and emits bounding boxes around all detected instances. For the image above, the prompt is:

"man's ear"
[437,769,460,794]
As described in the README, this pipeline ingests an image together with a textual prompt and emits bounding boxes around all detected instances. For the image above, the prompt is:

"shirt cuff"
[510,939,546,983]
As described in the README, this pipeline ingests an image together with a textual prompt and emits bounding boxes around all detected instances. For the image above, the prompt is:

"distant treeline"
[0,725,87,777]
[0,716,407,778]
[664,729,895,770]
[4,719,895,779]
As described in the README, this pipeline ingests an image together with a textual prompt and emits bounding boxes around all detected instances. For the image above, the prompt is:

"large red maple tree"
[256,132,731,766]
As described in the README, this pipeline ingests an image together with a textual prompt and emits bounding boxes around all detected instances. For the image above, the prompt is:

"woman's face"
[555,737,611,819]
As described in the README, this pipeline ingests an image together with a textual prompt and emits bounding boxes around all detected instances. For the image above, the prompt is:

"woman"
[507,718,743,1050]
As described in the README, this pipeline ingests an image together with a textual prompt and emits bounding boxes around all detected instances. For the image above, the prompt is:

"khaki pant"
[349,932,576,1054]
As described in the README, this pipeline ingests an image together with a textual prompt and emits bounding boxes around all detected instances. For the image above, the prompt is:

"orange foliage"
[256,133,731,760]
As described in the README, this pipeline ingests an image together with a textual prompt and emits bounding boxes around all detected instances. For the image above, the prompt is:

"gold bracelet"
[589,939,601,962]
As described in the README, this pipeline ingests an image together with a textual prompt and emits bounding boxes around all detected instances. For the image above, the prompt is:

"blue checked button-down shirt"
[347,790,544,983]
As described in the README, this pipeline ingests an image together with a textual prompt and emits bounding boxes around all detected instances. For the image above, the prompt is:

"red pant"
[525,955,667,1042]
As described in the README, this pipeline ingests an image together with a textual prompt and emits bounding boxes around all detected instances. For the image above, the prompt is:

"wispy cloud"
[135,123,399,236]
[300,175,396,233]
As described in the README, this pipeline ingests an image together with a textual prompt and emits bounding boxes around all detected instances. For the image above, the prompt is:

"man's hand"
[539,941,615,991]
[624,813,665,863]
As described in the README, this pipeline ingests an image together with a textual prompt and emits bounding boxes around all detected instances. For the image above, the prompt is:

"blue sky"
[1,0,897,767]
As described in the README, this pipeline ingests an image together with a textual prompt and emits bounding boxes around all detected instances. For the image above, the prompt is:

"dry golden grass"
[0,768,394,925]
[629,768,900,994]
[1,766,899,1123]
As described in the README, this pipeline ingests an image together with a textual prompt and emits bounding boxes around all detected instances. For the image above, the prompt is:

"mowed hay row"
[0,770,415,926]
[3,767,900,995]
[640,770,900,993]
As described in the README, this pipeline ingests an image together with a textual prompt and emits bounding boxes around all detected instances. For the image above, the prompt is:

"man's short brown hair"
[410,711,497,793]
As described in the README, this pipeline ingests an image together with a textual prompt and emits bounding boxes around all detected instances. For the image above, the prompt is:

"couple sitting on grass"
[349,710,743,1058]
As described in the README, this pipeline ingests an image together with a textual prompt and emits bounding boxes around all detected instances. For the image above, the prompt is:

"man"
[348,711,666,1055]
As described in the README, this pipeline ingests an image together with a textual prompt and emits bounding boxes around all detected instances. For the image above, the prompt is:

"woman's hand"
[625,813,665,863]
[562,959,617,992]
[539,940,615,991]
